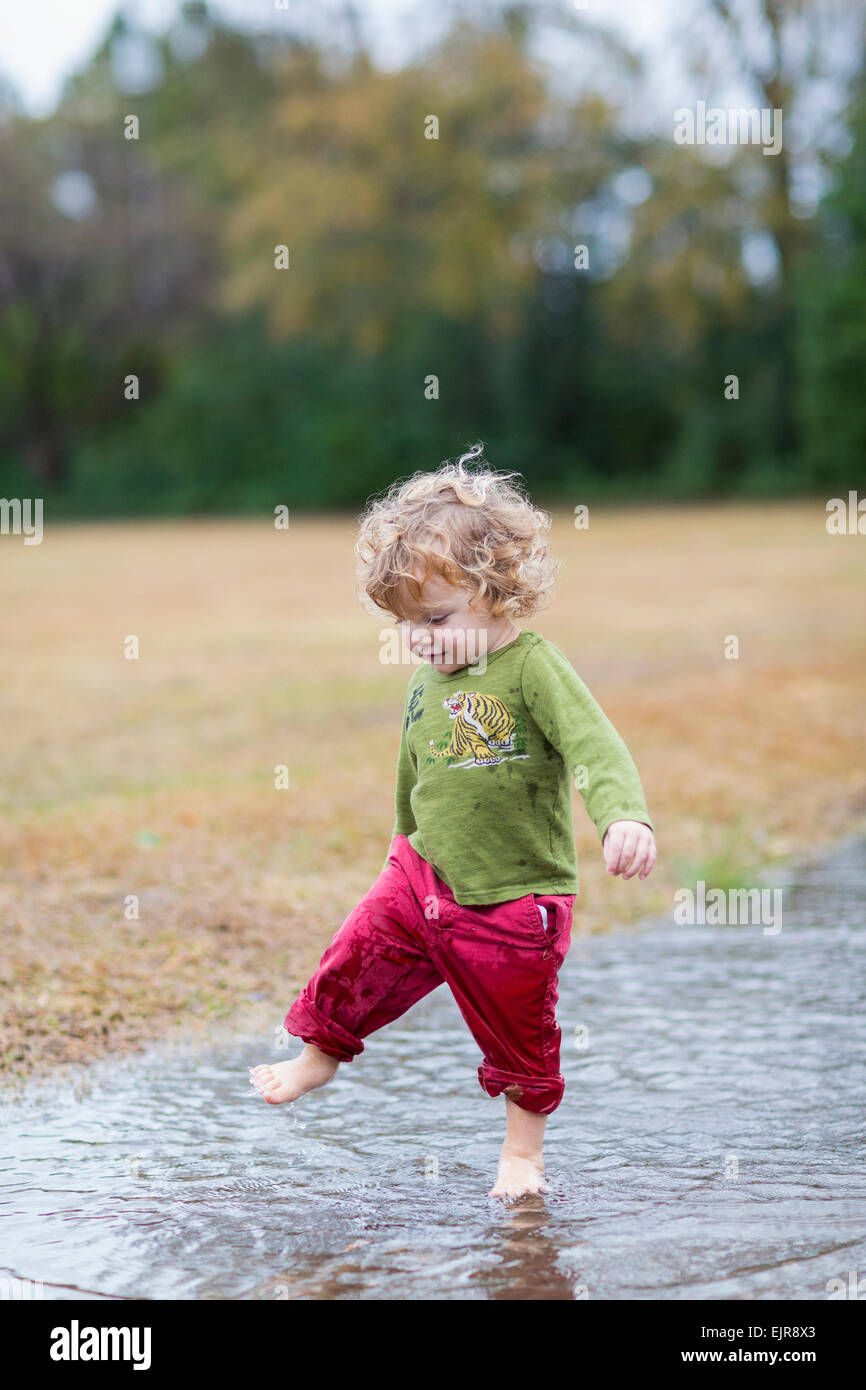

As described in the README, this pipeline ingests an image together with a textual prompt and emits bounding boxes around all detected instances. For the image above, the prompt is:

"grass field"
[1,502,864,1087]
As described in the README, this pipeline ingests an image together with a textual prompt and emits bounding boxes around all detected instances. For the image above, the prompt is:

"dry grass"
[1,502,864,1089]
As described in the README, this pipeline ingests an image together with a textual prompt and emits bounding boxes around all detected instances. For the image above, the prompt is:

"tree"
[794,60,866,489]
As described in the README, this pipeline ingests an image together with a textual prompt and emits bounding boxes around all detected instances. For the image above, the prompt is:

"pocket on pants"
[524,892,553,946]
[530,893,576,956]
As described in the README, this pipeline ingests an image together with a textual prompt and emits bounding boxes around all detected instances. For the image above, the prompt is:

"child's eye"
[429,615,448,625]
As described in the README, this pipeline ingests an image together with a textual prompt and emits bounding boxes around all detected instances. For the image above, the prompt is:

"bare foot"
[489,1149,549,1199]
[249,1043,339,1105]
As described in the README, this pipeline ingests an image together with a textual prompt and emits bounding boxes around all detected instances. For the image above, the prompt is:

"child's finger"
[610,830,637,875]
[622,838,646,878]
[623,832,649,877]
[604,829,625,873]
[639,839,657,879]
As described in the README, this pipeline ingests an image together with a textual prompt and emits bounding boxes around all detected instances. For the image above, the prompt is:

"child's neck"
[487,622,521,654]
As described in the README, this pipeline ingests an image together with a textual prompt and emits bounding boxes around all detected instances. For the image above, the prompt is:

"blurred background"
[1,0,864,512]
[1,0,865,1084]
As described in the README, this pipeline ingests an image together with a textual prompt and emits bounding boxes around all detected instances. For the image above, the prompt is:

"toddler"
[251,447,656,1198]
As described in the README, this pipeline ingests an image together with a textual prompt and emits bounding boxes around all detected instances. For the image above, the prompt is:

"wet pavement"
[1,836,864,1300]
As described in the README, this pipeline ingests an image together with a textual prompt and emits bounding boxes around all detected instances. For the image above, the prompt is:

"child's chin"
[413,650,453,670]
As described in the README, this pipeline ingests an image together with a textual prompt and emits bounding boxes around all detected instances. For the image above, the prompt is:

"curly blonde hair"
[353,443,560,622]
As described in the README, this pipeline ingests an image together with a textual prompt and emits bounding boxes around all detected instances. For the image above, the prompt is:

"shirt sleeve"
[380,680,419,872]
[521,640,654,845]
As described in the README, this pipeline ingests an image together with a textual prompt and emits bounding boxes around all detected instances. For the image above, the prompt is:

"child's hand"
[603,820,656,880]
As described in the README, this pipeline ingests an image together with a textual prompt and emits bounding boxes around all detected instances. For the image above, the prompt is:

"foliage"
[0,0,862,513]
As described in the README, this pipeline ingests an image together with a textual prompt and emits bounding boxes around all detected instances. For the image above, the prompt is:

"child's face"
[402,570,515,673]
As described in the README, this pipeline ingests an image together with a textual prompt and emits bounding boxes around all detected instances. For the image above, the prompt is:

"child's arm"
[380,684,419,873]
[522,641,656,881]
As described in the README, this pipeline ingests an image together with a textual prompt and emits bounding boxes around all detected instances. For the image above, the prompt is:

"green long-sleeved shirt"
[381,628,653,905]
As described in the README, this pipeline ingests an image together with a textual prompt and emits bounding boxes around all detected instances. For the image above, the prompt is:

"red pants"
[283,833,576,1114]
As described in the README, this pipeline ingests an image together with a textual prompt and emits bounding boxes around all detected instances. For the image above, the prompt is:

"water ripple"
[1,836,864,1299]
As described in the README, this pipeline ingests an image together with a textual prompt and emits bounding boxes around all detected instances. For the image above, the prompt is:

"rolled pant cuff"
[283,992,364,1063]
[478,1064,565,1115]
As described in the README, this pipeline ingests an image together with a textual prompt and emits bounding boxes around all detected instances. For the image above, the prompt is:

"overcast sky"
[1,0,860,218]
[1,0,705,118]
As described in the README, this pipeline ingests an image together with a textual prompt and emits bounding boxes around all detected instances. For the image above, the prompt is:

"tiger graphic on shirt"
[428,690,517,767]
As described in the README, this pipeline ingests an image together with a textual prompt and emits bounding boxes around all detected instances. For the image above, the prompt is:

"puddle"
[1,837,865,1300]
